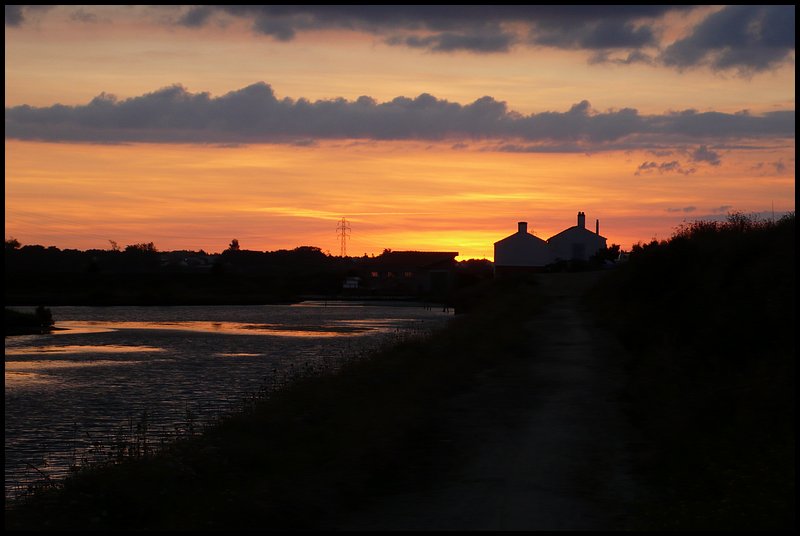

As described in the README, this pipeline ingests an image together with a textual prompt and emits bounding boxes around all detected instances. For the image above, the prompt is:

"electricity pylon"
[336,217,351,257]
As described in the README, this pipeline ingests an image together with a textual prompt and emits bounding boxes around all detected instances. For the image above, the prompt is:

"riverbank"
[4,276,553,530]
[4,306,55,336]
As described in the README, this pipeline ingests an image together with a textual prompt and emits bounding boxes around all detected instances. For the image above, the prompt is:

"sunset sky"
[5,5,795,259]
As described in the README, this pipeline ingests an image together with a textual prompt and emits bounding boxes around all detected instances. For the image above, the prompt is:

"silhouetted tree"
[590,243,621,264]
[228,239,240,252]
[35,305,54,327]
[5,237,21,251]
[125,242,158,254]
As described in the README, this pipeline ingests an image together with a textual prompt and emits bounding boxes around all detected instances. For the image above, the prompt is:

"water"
[4,302,452,500]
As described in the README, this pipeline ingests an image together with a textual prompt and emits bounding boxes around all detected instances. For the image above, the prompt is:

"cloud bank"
[6,5,795,72]
[5,82,794,150]
[661,5,796,73]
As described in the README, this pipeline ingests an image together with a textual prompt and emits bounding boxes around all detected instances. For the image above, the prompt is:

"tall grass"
[585,212,795,530]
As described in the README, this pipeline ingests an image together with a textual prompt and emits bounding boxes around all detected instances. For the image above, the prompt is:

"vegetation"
[4,277,545,530]
[4,305,54,336]
[585,212,795,530]
[4,240,493,305]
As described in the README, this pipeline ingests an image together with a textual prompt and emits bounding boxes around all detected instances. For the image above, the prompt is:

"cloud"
[5,5,53,26]
[689,145,721,166]
[530,17,657,50]
[5,5,25,26]
[752,159,791,175]
[661,5,795,73]
[69,8,100,24]
[194,5,695,55]
[178,6,215,28]
[388,29,516,54]
[635,161,696,176]
[666,206,697,213]
[589,50,655,66]
[4,82,795,148]
[711,205,733,213]
[772,160,787,173]
[7,6,793,73]
[184,6,793,73]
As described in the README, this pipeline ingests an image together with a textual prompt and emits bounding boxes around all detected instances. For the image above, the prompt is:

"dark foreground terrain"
[5,214,794,530]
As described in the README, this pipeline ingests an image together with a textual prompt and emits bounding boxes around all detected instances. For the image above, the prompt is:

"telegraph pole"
[336,217,351,257]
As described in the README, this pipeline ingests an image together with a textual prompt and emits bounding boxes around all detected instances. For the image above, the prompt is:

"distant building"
[547,212,607,262]
[342,276,361,289]
[362,250,459,297]
[494,222,554,276]
[493,212,608,275]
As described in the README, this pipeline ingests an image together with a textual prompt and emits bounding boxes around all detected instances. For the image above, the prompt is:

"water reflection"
[53,320,381,337]
[5,345,163,356]
[6,359,147,370]
[4,303,451,500]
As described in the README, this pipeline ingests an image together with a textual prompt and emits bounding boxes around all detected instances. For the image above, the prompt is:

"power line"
[336,217,351,257]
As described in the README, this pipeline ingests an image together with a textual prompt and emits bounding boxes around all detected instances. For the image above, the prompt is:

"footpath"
[339,271,647,530]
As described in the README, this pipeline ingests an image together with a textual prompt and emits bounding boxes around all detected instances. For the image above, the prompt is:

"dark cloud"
[661,5,795,72]
[752,159,790,174]
[531,18,656,50]
[389,29,516,54]
[70,8,99,24]
[666,206,698,213]
[4,82,795,148]
[5,5,24,26]
[176,5,792,71]
[589,49,655,66]
[649,109,795,139]
[178,6,214,28]
[176,5,693,54]
[690,145,721,165]
[635,161,696,176]
[6,6,793,73]
[771,160,787,173]
[5,5,54,27]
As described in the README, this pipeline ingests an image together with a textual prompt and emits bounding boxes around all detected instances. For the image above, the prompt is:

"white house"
[493,221,554,276]
[547,211,607,262]
[493,212,608,275]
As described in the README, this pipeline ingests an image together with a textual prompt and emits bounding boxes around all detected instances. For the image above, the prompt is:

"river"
[4,302,452,500]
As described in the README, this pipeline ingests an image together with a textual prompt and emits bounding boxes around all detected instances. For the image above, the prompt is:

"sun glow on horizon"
[5,138,794,260]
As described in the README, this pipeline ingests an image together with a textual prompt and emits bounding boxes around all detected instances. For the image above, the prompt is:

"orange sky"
[4,6,795,259]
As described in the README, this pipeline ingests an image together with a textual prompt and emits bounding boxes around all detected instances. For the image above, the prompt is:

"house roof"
[368,251,459,270]
[494,231,549,246]
[547,226,607,242]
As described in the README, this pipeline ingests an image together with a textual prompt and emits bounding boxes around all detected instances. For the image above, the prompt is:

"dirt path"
[339,271,646,530]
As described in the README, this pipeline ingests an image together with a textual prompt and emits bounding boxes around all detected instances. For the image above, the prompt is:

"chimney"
[518,221,528,234]
[577,211,585,228]
[596,219,599,235]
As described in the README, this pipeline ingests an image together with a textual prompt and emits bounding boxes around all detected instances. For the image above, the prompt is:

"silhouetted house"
[547,211,607,262]
[363,251,459,297]
[494,222,554,277]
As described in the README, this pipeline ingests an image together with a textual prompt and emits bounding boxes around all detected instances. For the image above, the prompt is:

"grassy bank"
[585,213,795,530]
[5,277,546,530]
